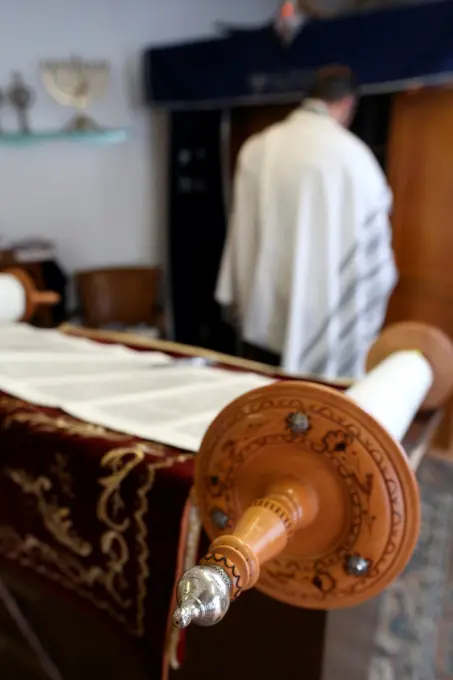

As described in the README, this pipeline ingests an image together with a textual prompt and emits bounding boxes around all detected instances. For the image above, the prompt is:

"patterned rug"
[369,456,453,680]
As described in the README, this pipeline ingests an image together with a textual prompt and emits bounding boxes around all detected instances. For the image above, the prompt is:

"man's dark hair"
[305,65,358,103]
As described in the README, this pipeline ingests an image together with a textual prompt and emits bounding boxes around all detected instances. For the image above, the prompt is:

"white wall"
[0,0,277,283]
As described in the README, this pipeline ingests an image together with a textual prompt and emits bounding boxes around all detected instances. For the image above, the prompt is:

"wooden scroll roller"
[173,322,453,629]
[0,268,60,324]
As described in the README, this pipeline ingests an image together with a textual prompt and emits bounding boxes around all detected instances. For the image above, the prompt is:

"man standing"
[215,66,397,379]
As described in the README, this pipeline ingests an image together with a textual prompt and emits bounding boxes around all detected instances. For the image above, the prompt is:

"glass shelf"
[0,128,130,147]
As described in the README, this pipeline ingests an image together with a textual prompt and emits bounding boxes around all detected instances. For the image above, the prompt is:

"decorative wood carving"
[186,322,453,615]
[195,380,420,609]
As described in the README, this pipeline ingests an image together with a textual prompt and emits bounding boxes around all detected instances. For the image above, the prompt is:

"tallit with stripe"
[215,104,397,379]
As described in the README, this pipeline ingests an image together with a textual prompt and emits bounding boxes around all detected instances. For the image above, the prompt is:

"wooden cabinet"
[387,88,453,334]
[386,88,453,450]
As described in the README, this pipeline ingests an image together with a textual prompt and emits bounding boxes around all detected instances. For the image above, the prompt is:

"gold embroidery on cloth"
[0,395,169,456]
[0,396,28,413]
[0,387,193,634]
[1,410,130,440]
[50,452,74,499]
[6,468,92,557]
[98,444,150,532]
[0,445,191,635]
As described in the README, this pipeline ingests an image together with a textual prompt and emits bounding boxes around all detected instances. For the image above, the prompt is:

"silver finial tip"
[173,599,201,629]
[173,565,232,628]
[173,605,193,629]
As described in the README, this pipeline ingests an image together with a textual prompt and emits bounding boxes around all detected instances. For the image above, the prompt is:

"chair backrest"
[76,266,161,328]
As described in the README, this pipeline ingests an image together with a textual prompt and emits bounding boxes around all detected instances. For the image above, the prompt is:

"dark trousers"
[241,342,281,367]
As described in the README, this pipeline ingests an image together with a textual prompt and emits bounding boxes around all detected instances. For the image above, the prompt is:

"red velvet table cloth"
[0,389,195,680]
[0,326,297,679]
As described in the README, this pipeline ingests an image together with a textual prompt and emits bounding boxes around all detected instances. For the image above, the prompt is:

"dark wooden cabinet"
[386,88,453,333]
[168,111,236,353]
[386,88,453,449]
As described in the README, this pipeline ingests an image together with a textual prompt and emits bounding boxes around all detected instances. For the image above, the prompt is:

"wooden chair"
[75,266,162,332]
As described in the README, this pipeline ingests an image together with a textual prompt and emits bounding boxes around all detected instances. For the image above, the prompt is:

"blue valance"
[143,0,453,108]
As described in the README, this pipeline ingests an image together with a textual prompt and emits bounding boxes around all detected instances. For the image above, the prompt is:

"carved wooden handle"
[5,268,60,321]
[31,290,61,306]
[201,480,318,598]
[175,322,453,623]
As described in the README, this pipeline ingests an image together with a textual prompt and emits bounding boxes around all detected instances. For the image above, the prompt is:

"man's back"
[216,70,397,379]
[242,107,386,225]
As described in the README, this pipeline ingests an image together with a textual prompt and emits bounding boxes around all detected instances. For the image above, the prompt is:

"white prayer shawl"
[215,105,397,379]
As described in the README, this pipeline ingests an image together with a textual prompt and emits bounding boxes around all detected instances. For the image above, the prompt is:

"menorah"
[41,56,110,132]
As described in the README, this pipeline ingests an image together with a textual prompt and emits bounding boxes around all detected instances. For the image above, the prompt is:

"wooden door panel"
[387,88,453,451]
[387,88,453,329]
[386,280,453,336]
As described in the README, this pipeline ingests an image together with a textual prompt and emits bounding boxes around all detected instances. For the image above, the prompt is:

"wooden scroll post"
[173,322,453,629]
[0,268,60,323]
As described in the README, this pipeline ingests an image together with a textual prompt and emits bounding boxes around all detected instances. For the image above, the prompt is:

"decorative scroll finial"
[173,565,231,629]
[173,322,453,630]
[1,268,60,323]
